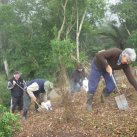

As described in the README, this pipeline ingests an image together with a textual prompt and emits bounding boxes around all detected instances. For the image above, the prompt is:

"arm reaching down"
[27,82,39,101]
[123,66,137,91]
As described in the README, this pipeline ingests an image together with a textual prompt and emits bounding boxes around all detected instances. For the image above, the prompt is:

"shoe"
[22,116,26,121]
[86,92,94,111]
[101,88,111,103]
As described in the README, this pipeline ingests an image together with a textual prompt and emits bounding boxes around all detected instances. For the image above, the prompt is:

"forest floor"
[14,71,137,137]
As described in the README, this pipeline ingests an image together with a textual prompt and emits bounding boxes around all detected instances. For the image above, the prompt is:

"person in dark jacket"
[86,48,137,111]
[70,63,86,95]
[22,79,53,120]
[7,71,25,113]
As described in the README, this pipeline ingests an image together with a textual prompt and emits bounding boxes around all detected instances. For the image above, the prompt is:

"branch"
[57,0,68,40]
[78,8,87,36]
[124,23,131,36]
[65,8,76,38]
[66,21,76,39]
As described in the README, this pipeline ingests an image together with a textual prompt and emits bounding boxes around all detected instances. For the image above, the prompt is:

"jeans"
[70,80,81,95]
[88,59,115,94]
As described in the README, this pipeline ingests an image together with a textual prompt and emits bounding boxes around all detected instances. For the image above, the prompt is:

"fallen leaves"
[13,80,137,137]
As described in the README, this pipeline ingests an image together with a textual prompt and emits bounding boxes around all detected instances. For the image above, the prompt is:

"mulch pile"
[14,76,137,137]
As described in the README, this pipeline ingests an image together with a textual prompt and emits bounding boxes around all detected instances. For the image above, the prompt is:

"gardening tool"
[14,82,26,91]
[15,82,52,111]
[111,74,128,110]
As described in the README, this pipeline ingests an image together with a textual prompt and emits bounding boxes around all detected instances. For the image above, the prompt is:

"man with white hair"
[86,48,137,111]
[22,79,53,120]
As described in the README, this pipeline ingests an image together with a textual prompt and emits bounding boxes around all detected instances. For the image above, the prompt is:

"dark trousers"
[11,96,23,113]
[22,91,40,119]
[88,59,116,94]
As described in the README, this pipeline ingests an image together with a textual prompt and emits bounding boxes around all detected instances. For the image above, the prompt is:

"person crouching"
[22,79,53,120]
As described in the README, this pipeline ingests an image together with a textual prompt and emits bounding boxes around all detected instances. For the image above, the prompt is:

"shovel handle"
[15,82,41,107]
[15,82,25,91]
[111,74,121,94]
[34,100,41,107]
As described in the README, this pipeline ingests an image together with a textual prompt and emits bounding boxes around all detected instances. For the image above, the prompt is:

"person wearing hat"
[22,79,53,120]
[7,71,26,113]
[86,48,137,111]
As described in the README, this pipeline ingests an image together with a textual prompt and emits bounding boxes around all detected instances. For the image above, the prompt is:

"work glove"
[13,80,16,86]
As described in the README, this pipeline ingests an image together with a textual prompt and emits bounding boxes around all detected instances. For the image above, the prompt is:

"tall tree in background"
[75,0,86,62]
[0,3,17,78]
[99,23,129,49]
[0,0,106,79]
[110,0,137,50]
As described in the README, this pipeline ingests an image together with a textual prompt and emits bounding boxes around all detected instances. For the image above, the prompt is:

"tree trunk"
[76,0,86,62]
[57,0,68,40]
[3,58,9,79]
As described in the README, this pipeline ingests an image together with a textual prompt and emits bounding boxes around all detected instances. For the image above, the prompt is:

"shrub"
[0,105,21,137]
[0,74,10,107]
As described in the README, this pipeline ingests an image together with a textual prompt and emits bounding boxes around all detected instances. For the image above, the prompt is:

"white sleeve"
[27,82,39,98]
[7,81,14,90]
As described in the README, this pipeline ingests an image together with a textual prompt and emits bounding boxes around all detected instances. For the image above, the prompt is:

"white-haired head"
[122,48,136,62]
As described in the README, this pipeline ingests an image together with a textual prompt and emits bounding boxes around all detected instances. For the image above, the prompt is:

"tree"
[111,0,137,32]
[0,0,54,78]
[99,23,129,49]
[110,0,137,52]
[0,0,106,80]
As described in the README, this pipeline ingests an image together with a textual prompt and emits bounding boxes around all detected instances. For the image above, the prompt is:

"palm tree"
[99,23,129,50]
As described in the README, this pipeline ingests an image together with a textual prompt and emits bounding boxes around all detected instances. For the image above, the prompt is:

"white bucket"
[82,78,88,92]
[41,100,52,110]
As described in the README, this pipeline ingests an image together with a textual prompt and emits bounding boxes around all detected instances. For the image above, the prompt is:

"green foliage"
[0,0,54,79]
[111,1,137,31]
[127,30,137,66]
[0,73,10,107]
[50,39,75,77]
[98,23,129,49]
[0,105,7,114]
[110,0,137,64]
[0,105,21,137]
[128,30,137,48]
[0,0,106,81]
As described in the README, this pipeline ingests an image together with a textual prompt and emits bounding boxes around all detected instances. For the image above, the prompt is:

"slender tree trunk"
[56,0,69,86]
[76,0,79,62]
[76,0,86,62]
[3,58,9,79]
[124,23,131,36]
[57,0,68,40]
[0,31,9,79]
